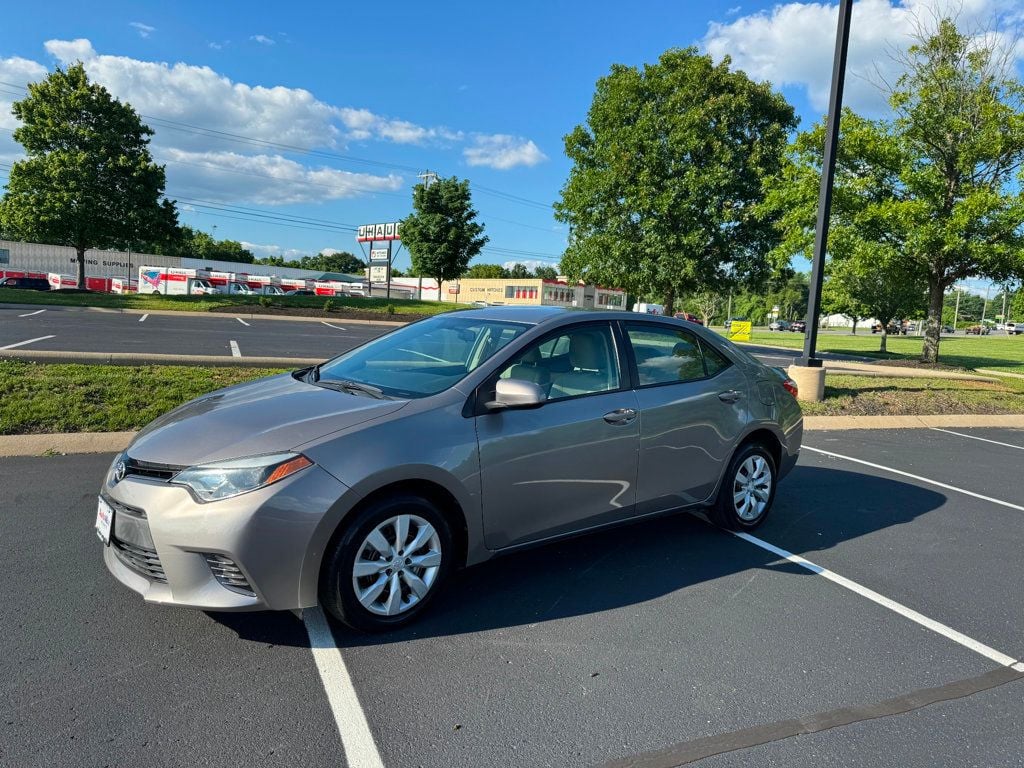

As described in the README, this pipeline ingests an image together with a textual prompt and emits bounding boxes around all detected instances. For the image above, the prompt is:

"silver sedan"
[97,307,802,631]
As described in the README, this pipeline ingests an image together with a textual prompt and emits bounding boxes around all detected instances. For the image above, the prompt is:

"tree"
[555,48,796,314]
[686,291,720,327]
[533,265,558,280]
[402,176,488,297]
[464,263,509,279]
[507,262,532,279]
[770,21,1024,363]
[0,63,178,286]
[825,249,925,351]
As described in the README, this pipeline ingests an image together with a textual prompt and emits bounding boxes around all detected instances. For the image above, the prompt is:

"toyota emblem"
[114,460,127,483]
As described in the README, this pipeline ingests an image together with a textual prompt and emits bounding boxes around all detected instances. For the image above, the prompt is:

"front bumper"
[100,464,350,611]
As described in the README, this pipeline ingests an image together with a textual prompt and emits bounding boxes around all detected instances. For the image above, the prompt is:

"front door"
[477,322,640,550]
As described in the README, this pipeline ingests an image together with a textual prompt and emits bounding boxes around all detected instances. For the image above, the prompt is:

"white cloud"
[702,0,1024,114]
[159,148,403,205]
[463,134,547,170]
[129,22,155,39]
[207,41,224,51]
[501,259,557,273]
[0,56,49,160]
[241,241,307,260]
[250,35,275,46]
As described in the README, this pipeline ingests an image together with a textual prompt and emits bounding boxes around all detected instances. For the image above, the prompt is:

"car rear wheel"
[320,494,453,632]
[708,443,777,530]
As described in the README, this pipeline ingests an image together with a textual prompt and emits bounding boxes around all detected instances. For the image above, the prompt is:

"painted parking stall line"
[803,445,1024,512]
[18,309,47,318]
[303,607,385,768]
[929,427,1024,451]
[321,321,348,331]
[229,340,241,358]
[0,335,55,350]
[236,317,250,327]
[730,530,1023,670]
[138,314,149,323]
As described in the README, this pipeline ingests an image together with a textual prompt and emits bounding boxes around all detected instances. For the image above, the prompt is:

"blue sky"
[1,0,1022,279]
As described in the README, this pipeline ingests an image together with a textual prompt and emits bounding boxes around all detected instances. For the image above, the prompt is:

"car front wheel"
[708,443,777,530]
[320,494,453,632]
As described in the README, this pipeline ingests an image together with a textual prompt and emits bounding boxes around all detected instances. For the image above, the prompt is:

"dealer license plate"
[96,497,114,545]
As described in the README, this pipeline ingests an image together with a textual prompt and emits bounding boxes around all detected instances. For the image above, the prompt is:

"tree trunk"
[850,316,857,334]
[76,246,86,289]
[701,311,710,327]
[879,326,887,353]
[663,286,676,317]
[921,281,944,363]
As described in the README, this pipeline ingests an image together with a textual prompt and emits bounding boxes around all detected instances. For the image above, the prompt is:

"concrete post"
[788,364,826,402]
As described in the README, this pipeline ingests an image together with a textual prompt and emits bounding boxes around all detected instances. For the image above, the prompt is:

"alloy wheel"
[351,514,442,617]
[732,455,772,522]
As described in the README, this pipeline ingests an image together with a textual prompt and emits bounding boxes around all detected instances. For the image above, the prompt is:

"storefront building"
[443,278,626,310]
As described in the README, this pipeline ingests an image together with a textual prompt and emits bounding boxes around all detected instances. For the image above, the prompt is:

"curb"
[0,349,320,367]
[3,415,1022,456]
[1,302,410,326]
[976,369,1024,380]
[802,414,1024,431]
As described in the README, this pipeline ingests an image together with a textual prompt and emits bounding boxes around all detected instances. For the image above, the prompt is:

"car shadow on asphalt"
[209,465,946,648]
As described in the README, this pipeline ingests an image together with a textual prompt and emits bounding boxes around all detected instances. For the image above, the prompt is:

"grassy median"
[0,361,282,435]
[3,360,1024,436]
[0,287,463,318]
[799,374,1024,416]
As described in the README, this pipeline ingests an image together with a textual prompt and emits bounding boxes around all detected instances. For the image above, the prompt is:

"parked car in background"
[673,312,703,325]
[789,321,806,333]
[768,320,791,331]
[96,307,802,632]
[965,325,990,335]
[941,325,955,334]
[284,289,315,296]
[0,276,50,291]
[1006,323,1022,336]
[872,323,902,335]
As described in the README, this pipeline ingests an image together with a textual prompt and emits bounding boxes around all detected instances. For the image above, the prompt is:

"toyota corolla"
[97,307,802,631]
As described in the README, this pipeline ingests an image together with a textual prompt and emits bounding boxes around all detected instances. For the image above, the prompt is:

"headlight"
[172,453,313,502]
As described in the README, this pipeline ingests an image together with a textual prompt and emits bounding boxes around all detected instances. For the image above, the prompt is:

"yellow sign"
[727,321,752,342]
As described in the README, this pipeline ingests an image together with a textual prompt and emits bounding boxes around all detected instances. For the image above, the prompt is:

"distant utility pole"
[953,285,961,330]
[417,170,439,188]
[981,283,992,326]
[414,170,441,300]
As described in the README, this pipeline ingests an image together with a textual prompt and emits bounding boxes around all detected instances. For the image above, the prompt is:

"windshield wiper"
[315,379,388,399]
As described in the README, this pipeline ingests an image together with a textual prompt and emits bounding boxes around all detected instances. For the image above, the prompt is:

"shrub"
[386,303,396,315]
[258,296,272,308]
[323,299,334,314]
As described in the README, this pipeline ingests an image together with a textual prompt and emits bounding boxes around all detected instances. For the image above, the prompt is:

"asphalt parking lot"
[2,426,1022,767]
[0,305,387,360]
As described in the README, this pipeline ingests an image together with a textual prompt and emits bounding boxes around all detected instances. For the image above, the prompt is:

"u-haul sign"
[357,222,401,242]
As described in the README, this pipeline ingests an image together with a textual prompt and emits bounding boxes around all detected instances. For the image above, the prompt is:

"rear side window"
[700,339,732,377]
[625,325,706,385]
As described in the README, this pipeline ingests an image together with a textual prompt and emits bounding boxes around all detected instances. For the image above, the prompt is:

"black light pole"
[801,0,853,367]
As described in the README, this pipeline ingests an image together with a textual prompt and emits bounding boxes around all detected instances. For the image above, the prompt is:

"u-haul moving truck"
[246,274,283,294]
[281,278,315,292]
[138,266,216,295]
[48,273,79,290]
[111,278,137,294]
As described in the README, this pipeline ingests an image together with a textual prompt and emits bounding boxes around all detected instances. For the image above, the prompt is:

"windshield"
[316,314,529,399]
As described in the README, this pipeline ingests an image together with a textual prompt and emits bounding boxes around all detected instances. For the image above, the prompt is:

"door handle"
[718,390,742,404]
[603,408,637,425]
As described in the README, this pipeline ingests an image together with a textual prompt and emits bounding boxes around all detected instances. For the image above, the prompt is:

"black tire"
[320,493,454,632]
[708,442,777,531]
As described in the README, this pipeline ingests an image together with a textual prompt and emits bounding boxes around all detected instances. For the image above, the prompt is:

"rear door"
[622,322,749,515]
[476,321,640,549]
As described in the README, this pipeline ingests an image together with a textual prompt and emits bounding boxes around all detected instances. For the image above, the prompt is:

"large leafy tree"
[767,21,1024,363]
[533,265,558,280]
[402,176,487,295]
[0,63,178,286]
[555,48,796,314]
[464,263,509,279]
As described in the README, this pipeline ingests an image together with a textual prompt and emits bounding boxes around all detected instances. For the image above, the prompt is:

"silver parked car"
[97,307,802,631]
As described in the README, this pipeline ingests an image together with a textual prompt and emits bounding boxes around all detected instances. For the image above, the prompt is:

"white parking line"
[929,427,1024,451]
[236,317,250,327]
[732,530,1022,669]
[18,309,46,318]
[0,335,56,350]
[321,321,348,331]
[303,607,385,768]
[803,445,1024,512]
[139,314,149,323]
[229,340,241,358]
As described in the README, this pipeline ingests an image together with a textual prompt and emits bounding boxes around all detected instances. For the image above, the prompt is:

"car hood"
[128,372,408,466]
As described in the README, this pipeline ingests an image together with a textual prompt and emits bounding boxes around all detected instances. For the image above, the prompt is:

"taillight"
[782,379,798,398]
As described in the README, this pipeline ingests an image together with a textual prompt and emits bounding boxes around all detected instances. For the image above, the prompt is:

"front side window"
[626,324,713,385]
[317,315,528,398]
[498,324,620,400]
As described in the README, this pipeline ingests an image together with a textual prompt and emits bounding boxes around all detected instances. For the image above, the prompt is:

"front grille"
[204,554,255,596]
[123,456,182,482]
[112,538,168,583]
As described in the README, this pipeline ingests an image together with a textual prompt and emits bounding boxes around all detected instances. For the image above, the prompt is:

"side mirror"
[485,378,547,411]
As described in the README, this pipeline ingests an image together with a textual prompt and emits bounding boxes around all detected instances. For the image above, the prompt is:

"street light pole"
[800,0,853,369]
